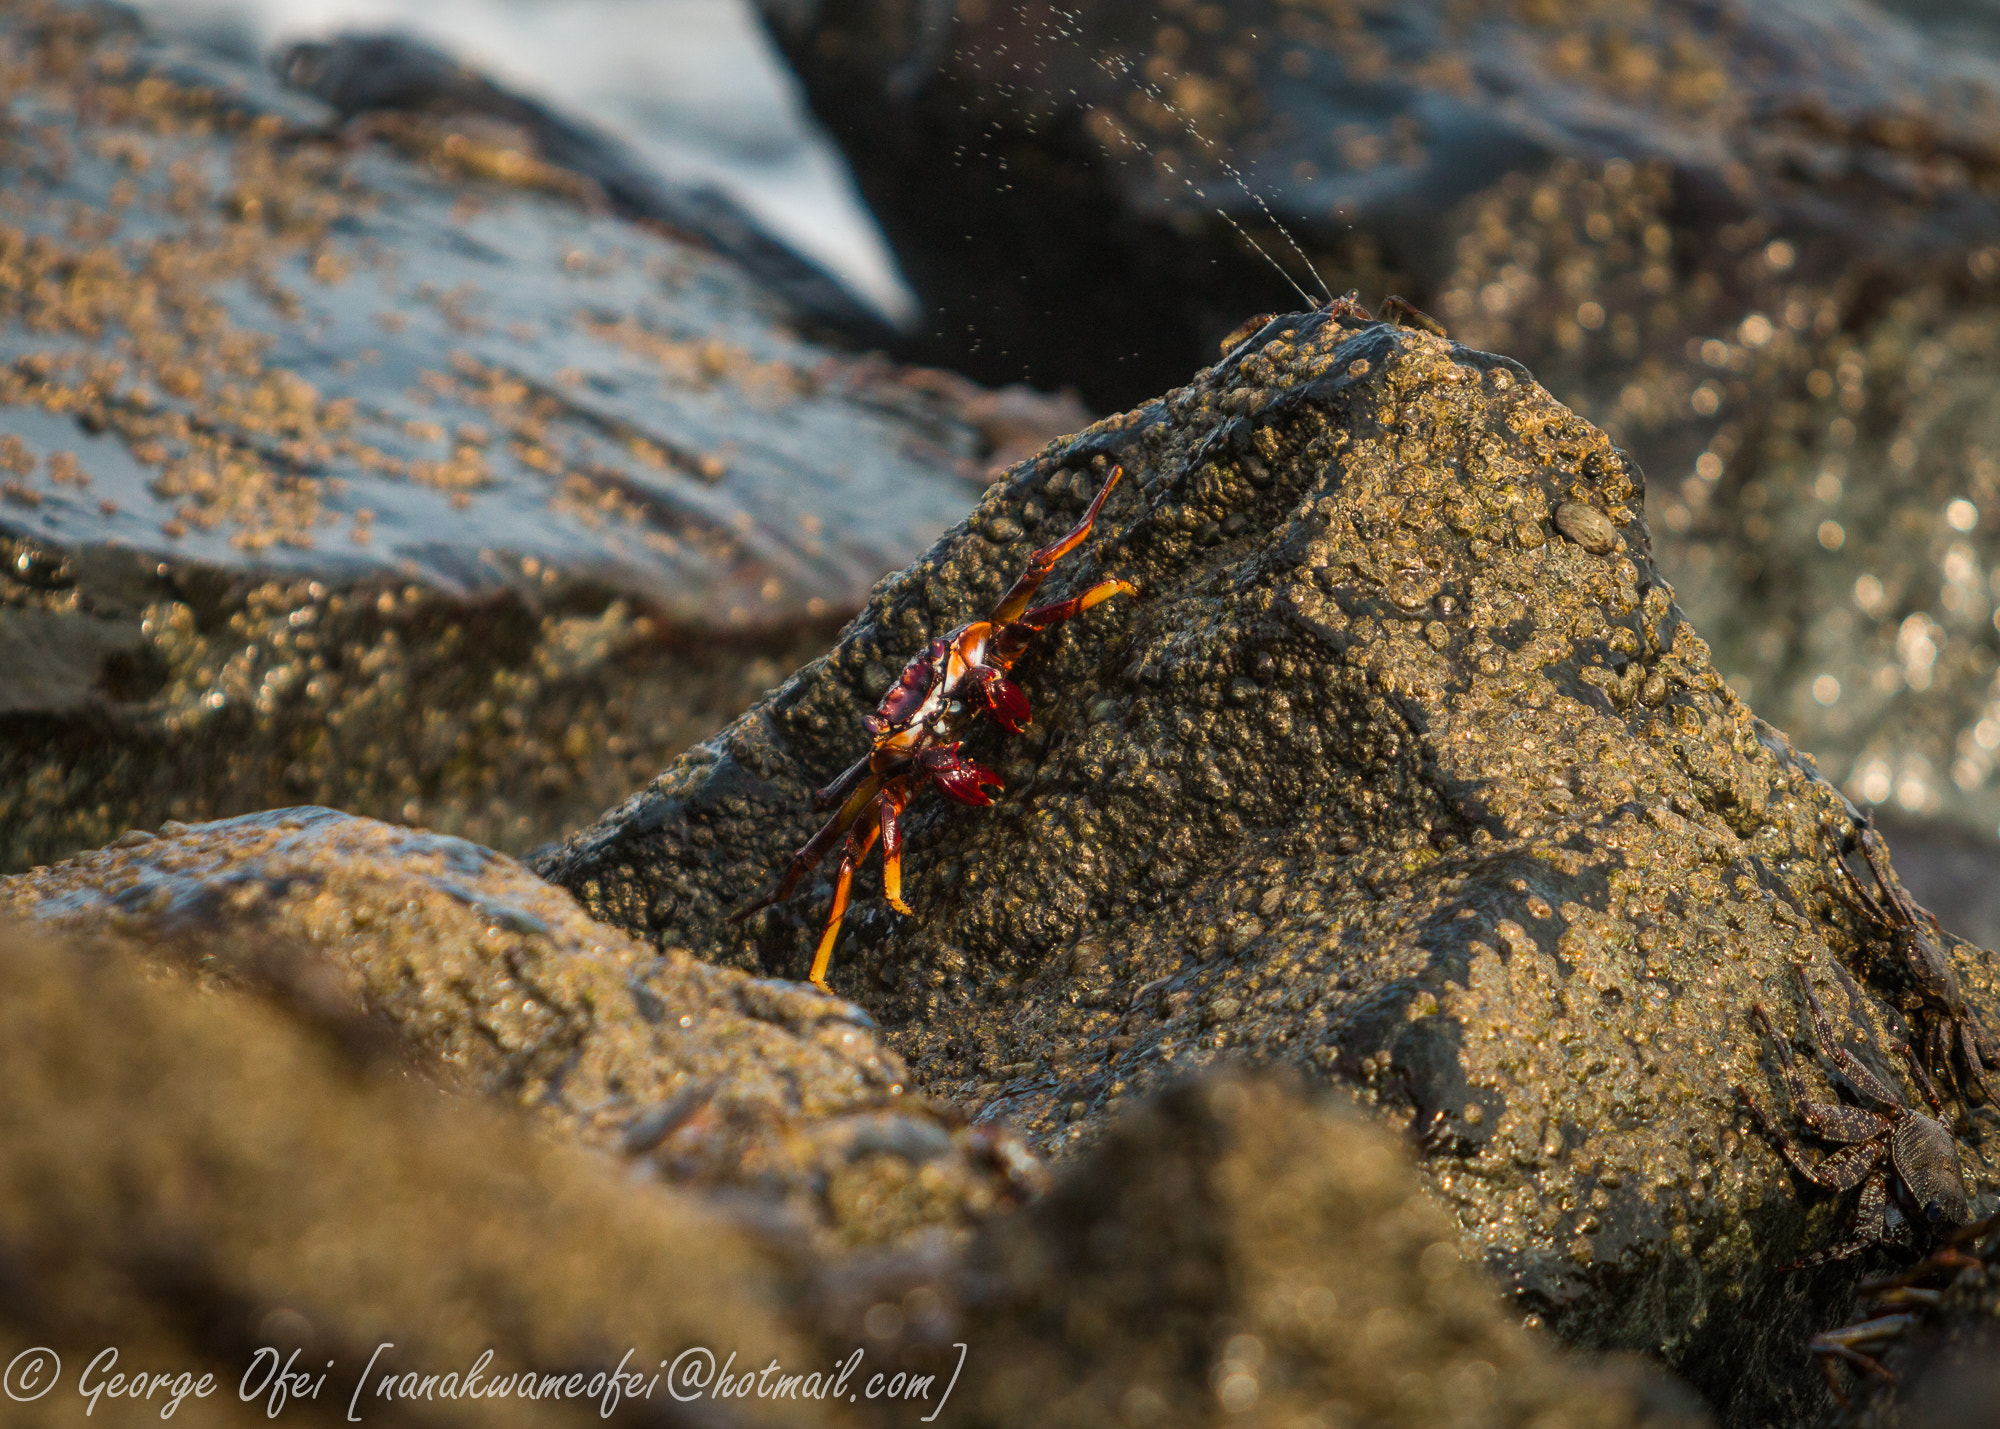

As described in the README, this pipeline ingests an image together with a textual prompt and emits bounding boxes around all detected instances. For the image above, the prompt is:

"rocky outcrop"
[749,0,2000,842]
[536,302,2000,1422]
[0,806,1044,1251]
[0,0,1053,869]
[0,913,1716,1429]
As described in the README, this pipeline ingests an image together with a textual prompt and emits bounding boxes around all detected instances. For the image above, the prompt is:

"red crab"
[732,466,1136,992]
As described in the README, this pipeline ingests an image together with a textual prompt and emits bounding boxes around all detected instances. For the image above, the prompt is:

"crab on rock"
[1833,815,1998,1110]
[1737,965,1970,1267]
[732,466,1136,993]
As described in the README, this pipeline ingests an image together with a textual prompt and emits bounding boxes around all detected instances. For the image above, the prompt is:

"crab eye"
[1925,1202,1947,1224]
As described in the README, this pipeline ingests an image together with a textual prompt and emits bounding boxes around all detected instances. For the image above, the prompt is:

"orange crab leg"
[991,465,1125,626]
[991,576,1140,668]
[878,783,913,915]
[807,814,882,992]
[729,772,882,923]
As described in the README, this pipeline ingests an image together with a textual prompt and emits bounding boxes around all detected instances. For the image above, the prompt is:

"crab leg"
[730,772,881,923]
[879,783,912,915]
[806,813,882,992]
[990,576,1141,669]
[991,465,1125,626]
[813,752,873,811]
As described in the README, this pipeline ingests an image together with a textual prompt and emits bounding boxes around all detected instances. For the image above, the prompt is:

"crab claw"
[919,743,1005,805]
[967,665,1031,732]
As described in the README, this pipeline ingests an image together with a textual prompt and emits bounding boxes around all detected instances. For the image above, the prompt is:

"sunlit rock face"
[755,0,2000,837]
[540,301,2000,1423]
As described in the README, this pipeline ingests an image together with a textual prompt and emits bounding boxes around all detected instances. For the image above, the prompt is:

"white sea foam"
[123,0,916,324]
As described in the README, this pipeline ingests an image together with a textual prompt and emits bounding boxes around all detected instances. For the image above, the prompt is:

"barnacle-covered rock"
[539,305,2000,1420]
[0,1,1026,869]
[0,919,831,1429]
[0,807,1041,1249]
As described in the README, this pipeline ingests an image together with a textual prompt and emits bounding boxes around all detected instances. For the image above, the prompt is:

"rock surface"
[0,0,1035,869]
[536,303,2000,1422]
[0,918,828,1428]
[0,918,1720,1429]
[272,29,893,339]
[947,1075,1707,1429]
[754,0,2000,842]
[0,806,1041,1250]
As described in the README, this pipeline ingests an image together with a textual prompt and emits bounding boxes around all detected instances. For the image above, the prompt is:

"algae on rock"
[539,306,2000,1423]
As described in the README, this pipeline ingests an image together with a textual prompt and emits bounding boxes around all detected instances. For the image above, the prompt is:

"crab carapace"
[732,466,1136,992]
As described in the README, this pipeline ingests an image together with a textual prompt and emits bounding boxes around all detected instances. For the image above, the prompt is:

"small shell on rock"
[1553,501,1619,554]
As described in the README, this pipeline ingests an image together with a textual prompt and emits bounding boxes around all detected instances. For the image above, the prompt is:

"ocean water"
[121,0,917,325]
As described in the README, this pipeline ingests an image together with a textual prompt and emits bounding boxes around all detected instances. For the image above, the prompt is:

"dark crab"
[732,466,1136,992]
[1737,965,1970,1267]
[1806,1210,1999,1403]
[1832,815,1998,1109]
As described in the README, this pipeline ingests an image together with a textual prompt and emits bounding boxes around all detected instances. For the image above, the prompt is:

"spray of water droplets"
[945,4,1334,313]
[1090,44,1334,310]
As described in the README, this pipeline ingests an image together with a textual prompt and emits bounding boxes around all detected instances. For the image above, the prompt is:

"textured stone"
[946,1074,1709,1429]
[0,806,1041,1250]
[0,918,827,1428]
[537,305,2000,1422]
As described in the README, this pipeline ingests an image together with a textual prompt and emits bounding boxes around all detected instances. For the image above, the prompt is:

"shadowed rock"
[944,1074,1709,1429]
[1818,1217,2000,1429]
[0,806,1042,1250]
[0,1,1038,868]
[537,304,2000,1422]
[753,0,2000,410]
[0,919,827,1428]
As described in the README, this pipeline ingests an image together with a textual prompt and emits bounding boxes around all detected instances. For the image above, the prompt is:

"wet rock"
[0,1,1029,869]
[273,30,892,338]
[0,806,1040,1249]
[753,0,2000,838]
[537,306,2000,1420]
[753,0,2000,411]
[0,918,829,1427]
[944,1074,1708,1429]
